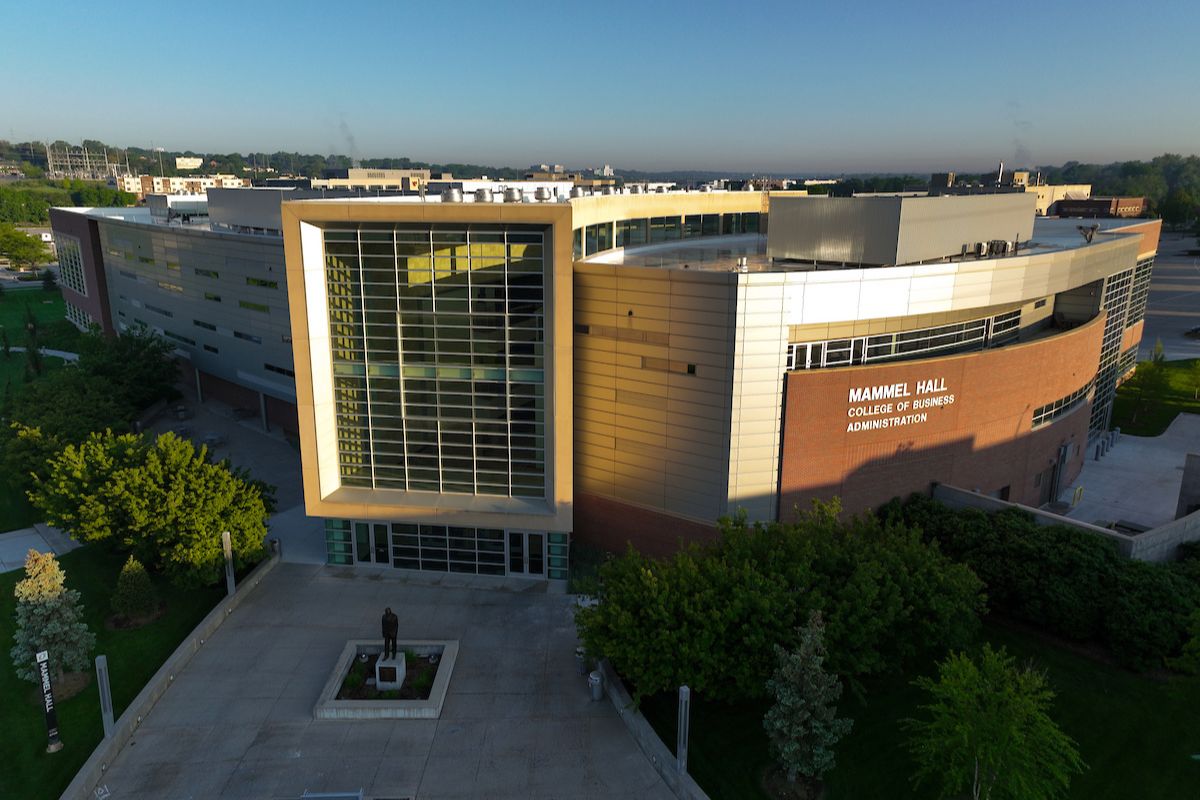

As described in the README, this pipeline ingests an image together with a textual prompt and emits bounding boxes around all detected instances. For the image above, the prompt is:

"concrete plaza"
[1059,413,1200,528]
[92,563,671,800]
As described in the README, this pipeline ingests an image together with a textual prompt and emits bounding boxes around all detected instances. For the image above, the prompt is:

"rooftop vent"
[534,187,552,202]
[474,188,493,203]
[503,187,522,203]
[601,186,614,196]
[441,188,462,203]
[629,185,643,194]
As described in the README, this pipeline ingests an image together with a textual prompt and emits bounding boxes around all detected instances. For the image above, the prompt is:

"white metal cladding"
[766,194,1036,266]
[756,235,1139,327]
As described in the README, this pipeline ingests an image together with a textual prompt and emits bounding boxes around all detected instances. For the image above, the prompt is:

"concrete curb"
[58,553,280,800]
[598,659,710,800]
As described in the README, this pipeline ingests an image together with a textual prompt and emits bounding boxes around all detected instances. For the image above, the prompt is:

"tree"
[1159,188,1197,229]
[111,556,159,620]
[0,223,51,270]
[9,550,95,683]
[31,431,269,586]
[75,325,180,411]
[763,611,853,785]
[906,645,1084,800]
[40,268,56,291]
[1,369,132,488]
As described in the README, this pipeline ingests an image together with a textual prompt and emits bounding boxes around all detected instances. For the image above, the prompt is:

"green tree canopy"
[906,645,1085,800]
[0,222,52,270]
[75,324,180,411]
[31,431,268,586]
[576,501,984,702]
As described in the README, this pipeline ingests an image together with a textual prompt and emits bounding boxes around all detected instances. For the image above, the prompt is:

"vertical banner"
[36,650,63,753]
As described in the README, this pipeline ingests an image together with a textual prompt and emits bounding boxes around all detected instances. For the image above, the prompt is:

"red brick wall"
[780,315,1106,518]
[574,492,719,557]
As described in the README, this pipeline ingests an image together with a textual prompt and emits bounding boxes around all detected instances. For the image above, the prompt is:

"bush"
[887,494,1200,670]
[111,555,158,620]
[576,501,984,702]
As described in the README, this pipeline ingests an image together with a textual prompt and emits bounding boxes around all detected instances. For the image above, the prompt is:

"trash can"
[589,670,604,701]
[575,647,588,675]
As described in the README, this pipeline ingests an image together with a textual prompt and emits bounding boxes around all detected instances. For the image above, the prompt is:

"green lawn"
[0,288,82,352]
[1111,358,1200,436]
[641,620,1200,800]
[0,546,223,799]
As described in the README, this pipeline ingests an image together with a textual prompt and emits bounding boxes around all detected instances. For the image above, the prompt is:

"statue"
[381,607,399,661]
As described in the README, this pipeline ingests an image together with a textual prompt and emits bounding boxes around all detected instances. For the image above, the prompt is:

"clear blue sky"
[5,0,1197,174]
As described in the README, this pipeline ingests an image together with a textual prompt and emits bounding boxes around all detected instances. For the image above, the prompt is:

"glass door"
[373,523,389,564]
[506,531,546,577]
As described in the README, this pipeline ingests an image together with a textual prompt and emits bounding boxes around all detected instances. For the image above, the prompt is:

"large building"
[52,186,1160,580]
[118,174,251,199]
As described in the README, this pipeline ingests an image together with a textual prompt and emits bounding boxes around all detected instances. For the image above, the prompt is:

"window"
[204,292,221,302]
[65,301,92,330]
[239,300,269,313]
[245,277,278,289]
[137,255,154,265]
[145,303,172,318]
[54,233,87,295]
[119,270,137,280]
[193,320,216,331]
[163,330,195,346]
[157,281,183,293]
[264,363,295,378]
[233,330,262,344]
[203,344,219,354]
[195,268,219,278]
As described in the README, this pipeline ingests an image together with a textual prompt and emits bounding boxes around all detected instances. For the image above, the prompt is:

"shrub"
[577,501,984,702]
[111,555,159,620]
[888,494,1200,670]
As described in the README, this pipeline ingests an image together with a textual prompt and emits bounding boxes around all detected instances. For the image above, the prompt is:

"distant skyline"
[5,0,1198,174]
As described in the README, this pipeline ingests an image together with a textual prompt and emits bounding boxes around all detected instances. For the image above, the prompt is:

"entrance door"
[373,523,389,564]
[507,531,546,577]
[354,522,390,565]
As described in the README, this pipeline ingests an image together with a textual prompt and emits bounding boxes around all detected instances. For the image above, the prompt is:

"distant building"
[118,174,250,199]
[1029,184,1092,216]
[1056,196,1148,218]
[175,157,204,170]
[311,167,430,192]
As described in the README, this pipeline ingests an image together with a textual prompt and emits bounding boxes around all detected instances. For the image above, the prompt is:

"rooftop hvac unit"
[569,187,585,199]
[601,186,614,195]
[975,241,989,258]
[503,187,522,203]
[990,239,1011,256]
[656,186,666,193]
[629,184,643,194]
[441,188,463,203]
[474,188,492,203]
[534,187,552,202]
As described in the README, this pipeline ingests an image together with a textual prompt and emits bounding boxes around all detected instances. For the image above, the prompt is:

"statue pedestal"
[375,654,405,691]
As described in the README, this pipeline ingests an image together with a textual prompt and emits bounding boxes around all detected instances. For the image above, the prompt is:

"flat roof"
[582,216,1152,274]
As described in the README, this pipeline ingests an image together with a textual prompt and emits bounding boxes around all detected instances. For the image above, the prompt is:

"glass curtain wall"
[323,223,548,499]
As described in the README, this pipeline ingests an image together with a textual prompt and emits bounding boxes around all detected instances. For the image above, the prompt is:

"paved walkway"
[1058,413,1200,528]
[94,563,670,799]
[7,345,80,362]
[0,523,79,572]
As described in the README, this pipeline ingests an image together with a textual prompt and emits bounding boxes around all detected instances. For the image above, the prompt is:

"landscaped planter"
[313,639,458,720]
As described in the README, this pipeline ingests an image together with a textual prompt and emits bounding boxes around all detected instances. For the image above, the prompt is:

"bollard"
[575,647,588,675]
[677,685,691,774]
[96,655,115,738]
[269,537,282,559]
[588,670,604,701]
[222,531,235,596]
[1095,445,1102,461]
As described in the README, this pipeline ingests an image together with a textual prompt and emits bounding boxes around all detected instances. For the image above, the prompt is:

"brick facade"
[780,315,1106,517]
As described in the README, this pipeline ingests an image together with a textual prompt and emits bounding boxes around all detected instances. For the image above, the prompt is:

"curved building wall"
[780,313,1106,516]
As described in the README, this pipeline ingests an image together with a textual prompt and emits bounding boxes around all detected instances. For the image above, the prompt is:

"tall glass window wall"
[323,223,548,499]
